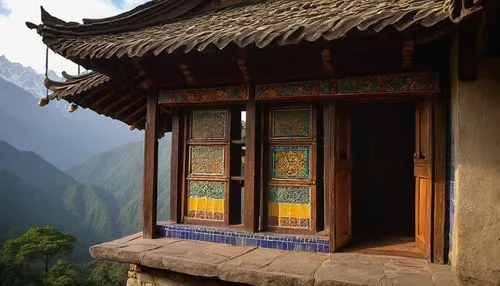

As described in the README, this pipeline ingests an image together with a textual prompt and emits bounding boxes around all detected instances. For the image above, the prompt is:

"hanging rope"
[45,46,49,97]
[39,46,50,107]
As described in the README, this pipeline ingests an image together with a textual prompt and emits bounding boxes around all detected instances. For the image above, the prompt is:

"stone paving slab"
[89,233,458,286]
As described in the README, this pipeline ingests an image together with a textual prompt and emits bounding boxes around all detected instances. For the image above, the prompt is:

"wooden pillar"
[169,109,183,223]
[244,101,260,232]
[142,88,159,239]
[323,102,335,251]
[432,77,448,263]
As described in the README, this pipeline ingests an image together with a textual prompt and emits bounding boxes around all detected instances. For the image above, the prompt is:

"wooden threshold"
[340,235,424,259]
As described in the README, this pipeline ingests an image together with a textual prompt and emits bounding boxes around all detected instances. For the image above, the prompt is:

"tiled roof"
[29,0,480,60]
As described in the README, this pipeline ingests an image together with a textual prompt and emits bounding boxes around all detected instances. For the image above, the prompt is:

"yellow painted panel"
[269,203,279,217]
[280,204,291,217]
[269,203,311,219]
[189,197,225,213]
[214,199,224,213]
[206,198,215,212]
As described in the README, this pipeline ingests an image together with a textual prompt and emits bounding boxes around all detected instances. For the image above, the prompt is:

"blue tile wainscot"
[156,224,330,253]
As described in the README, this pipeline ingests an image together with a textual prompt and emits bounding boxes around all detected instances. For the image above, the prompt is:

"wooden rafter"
[102,93,134,114]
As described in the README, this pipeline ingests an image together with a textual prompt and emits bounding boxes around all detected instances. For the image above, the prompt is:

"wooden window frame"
[181,106,247,228]
[263,104,320,235]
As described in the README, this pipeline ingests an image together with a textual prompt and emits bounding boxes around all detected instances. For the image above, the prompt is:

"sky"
[0,0,148,75]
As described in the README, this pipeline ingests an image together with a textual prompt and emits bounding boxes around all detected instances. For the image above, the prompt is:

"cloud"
[0,1,10,16]
[0,0,147,75]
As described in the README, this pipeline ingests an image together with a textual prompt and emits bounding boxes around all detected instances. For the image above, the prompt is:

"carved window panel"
[266,105,318,233]
[189,146,225,176]
[268,185,311,229]
[187,180,225,221]
[191,110,227,140]
[183,107,246,226]
[271,146,310,180]
[270,107,311,138]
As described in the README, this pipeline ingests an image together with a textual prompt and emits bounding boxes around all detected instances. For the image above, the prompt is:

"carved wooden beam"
[237,59,251,82]
[402,41,414,70]
[179,64,196,85]
[321,49,333,76]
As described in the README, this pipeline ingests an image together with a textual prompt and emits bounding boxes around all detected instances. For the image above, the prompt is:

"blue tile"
[246,238,257,247]
[277,242,284,250]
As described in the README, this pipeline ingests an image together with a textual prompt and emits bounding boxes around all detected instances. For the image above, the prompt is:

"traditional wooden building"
[28,0,500,285]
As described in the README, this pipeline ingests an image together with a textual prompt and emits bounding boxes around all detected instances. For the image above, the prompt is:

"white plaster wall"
[451,56,500,285]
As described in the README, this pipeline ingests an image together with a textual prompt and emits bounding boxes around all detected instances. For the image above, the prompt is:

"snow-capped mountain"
[0,54,63,99]
[0,55,143,169]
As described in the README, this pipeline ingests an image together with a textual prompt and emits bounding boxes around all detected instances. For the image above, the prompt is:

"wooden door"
[414,100,433,259]
[334,104,352,249]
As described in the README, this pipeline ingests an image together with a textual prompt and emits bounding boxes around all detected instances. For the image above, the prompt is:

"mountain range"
[0,56,171,260]
[0,56,142,169]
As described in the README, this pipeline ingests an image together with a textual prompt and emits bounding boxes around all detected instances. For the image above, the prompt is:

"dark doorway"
[349,101,418,256]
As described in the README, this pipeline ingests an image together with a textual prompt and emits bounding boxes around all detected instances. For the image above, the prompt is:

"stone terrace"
[90,233,458,286]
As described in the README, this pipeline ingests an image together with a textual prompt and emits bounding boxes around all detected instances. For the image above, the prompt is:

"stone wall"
[127,264,244,286]
[450,55,500,285]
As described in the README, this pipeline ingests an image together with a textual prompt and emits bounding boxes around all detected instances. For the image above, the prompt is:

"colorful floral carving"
[331,72,439,95]
[271,146,310,179]
[189,146,225,175]
[187,181,225,221]
[191,110,226,139]
[268,185,311,229]
[271,108,311,138]
[255,72,438,100]
[256,80,330,99]
[159,85,249,104]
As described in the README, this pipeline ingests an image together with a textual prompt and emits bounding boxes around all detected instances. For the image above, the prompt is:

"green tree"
[46,260,83,286]
[86,261,128,286]
[0,225,75,275]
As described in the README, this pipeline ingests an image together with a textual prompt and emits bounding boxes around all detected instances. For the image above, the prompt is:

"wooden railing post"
[143,88,159,239]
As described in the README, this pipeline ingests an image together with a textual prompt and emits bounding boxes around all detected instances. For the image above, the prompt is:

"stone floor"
[90,233,458,286]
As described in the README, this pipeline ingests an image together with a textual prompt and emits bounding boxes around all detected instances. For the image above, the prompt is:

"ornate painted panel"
[268,185,311,229]
[189,146,225,175]
[271,108,311,138]
[187,181,225,221]
[256,80,330,100]
[255,72,439,100]
[271,146,310,179]
[159,85,249,105]
[191,110,226,139]
[331,72,439,95]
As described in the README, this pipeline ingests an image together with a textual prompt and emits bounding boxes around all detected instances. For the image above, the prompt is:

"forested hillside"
[0,75,141,169]
[67,136,171,235]
[0,140,120,260]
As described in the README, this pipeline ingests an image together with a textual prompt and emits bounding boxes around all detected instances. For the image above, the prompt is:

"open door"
[334,104,352,249]
[414,100,433,259]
